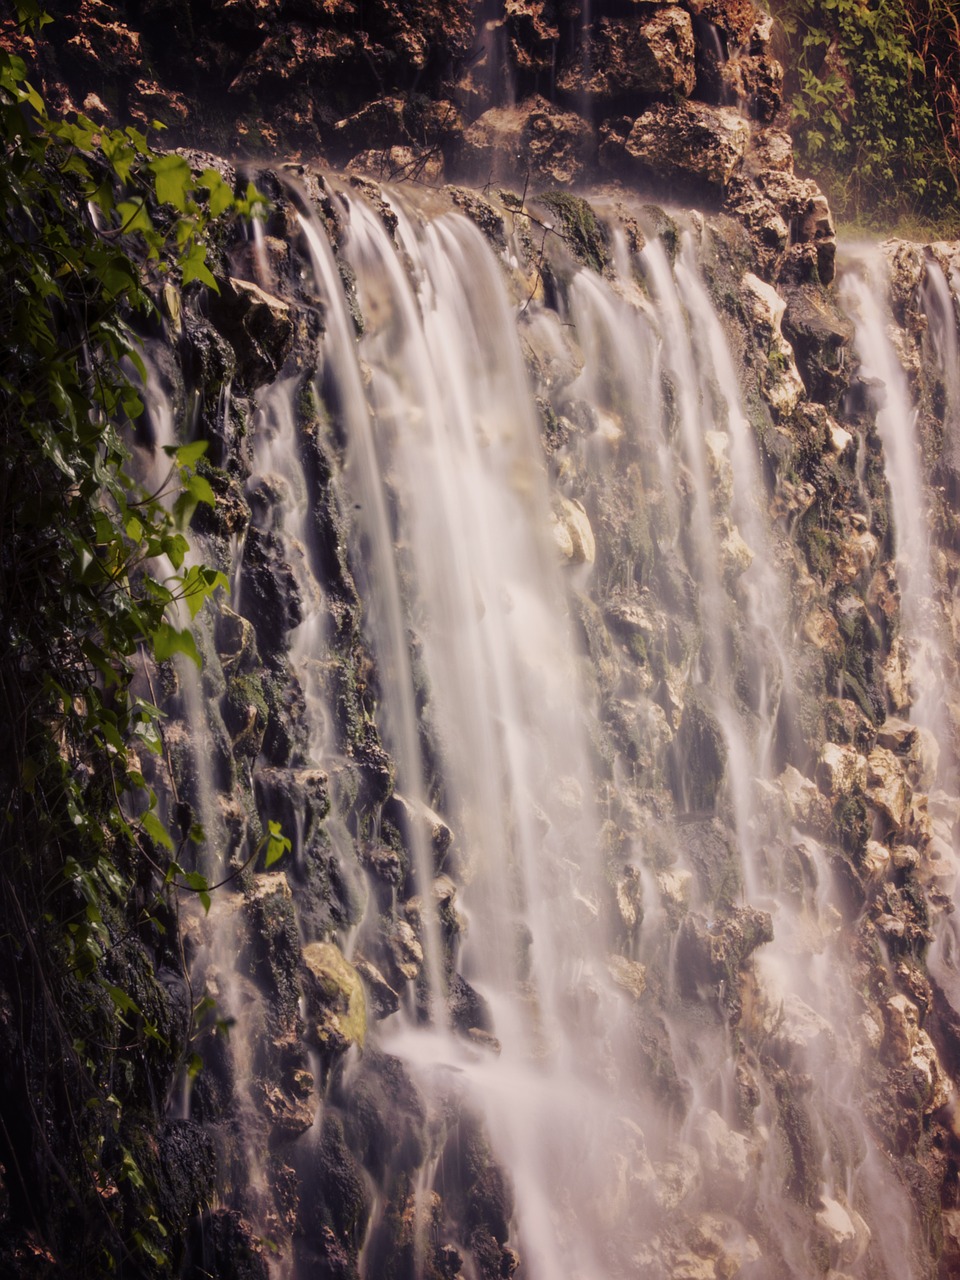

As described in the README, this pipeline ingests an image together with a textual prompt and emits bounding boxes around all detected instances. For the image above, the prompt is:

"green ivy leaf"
[151,620,201,667]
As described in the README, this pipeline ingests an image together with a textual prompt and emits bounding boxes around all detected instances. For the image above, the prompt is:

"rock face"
[7,4,960,1280]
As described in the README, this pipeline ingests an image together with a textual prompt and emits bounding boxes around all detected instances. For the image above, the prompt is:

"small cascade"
[840,253,955,780]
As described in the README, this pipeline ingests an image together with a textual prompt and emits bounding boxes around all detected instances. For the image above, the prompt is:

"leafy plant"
[772,0,960,230]
[0,4,263,1270]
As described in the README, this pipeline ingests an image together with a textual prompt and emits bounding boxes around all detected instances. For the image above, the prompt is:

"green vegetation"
[772,0,960,232]
[0,4,265,1269]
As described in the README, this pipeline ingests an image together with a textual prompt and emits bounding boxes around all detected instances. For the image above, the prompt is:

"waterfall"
[151,179,960,1280]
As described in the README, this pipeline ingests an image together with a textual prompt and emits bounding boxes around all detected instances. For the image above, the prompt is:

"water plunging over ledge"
[155,179,960,1280]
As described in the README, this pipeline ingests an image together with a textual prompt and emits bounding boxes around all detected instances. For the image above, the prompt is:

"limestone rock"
[719,519,754,581]
[388,919,424,982]
[615,866,643,930]
[652,1143,701,1211]
[704,431,733,503]
[613,102,750,194]
[781,284,853,407]
[503,0,559,75]
[770,993,835,1064]
[208,277,294,390]
[696,1109,751,1187]
[779,764,829,830]
[675,909,774,1004]
[656,868,693,914]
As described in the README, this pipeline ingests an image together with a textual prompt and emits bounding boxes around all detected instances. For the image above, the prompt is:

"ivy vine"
[0,3,267,1270]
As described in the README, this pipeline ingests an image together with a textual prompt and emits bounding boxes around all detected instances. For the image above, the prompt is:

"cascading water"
[156,173,960,1280]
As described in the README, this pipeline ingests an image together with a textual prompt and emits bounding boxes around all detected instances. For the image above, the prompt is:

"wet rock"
[781,284,854,407]
[242,874,303,1041]
[237,527,303,656]
[606,954,647,1000]
[814,1196,870,1266]
[354,956,400,1020]
[865,746,911,832]
[696,1109,751,1188]
[779,764,831,832]
[208,277,294,390]
[719,518,754,581]
[671,695,727,813]
[611,101,749,196]
[615,865,643,930]
[449,973,494,1034]
[383,792,454,871]
[816,743,867,798]
[156,1119,216,1231]
[769,993,836,1066]
[337,1051,426,1183]
[187,1208,270,1280]
[388,918,424,983]
[724,44,783,122]
[656,867,693,916]
[296,1111,370,1263]
[740,271,804,418]
[253,766,329,865]
[652,1143,701,1211]
[877,717,939,789]
[675,908,773,1007]
[301,941,367,1054]
[253,1071,316,1142]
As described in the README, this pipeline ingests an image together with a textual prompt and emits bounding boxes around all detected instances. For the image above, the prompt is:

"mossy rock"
[535,191,610,275]
[302,941,367,1054]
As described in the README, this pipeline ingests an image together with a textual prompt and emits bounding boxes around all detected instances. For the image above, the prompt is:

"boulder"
[302,941,367,1054]
[609,101,750,195]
